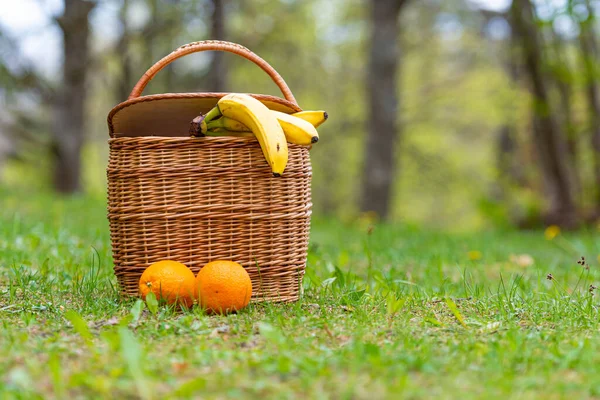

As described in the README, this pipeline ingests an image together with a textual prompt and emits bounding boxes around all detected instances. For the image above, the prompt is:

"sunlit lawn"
[2,188,600,399]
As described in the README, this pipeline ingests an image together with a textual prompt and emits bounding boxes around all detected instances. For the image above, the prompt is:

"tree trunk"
[497,14,526,190]
[510,0,578,227]
[550,31,580,203]
[116,0,132,102]
[145,0,159,68]
[52,0,95,193]
[579,0,600,210]
[360,0,408,219]
[496,124,527,187]
[206,0,228,92]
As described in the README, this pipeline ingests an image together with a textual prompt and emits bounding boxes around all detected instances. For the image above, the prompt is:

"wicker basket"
[107,41,312,303]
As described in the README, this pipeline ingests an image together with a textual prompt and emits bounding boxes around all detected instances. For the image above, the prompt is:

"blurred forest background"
[0,0,598,231]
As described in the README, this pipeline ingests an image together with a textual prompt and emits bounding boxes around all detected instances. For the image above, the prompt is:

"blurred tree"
[52,0,96,193]
[0,31,52,167]
[112,0,198,98]
[478,9,526,191]
[206,0,228,91]
[145,0,160,67]
[116,0,132,101]
[510,0,578,226]
[577,0,600,210]
[2,0,597,229]
[549,26,580,202]
[501,16,527,189]
[360,0,410,219]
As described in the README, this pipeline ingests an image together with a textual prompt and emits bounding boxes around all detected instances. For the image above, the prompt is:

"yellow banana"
[206,117,249,133]
[271,111,319,145]
[292,110,328,128]
[206,94,288,176]
[206,112,320,145]
[190,115,250,137]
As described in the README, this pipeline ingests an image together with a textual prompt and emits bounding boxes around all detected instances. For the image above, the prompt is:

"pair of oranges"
[138,260,252,314]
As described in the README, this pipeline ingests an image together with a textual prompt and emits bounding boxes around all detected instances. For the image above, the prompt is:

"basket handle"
[128,40,298,105]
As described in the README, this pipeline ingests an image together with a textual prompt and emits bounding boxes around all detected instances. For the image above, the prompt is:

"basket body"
[107,40,313,303]
[107,137,312,303]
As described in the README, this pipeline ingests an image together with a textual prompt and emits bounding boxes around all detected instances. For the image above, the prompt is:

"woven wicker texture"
[107,41,312,303]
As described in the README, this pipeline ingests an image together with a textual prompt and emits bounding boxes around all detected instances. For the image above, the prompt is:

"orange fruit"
[139,260,195,308]
[195,260,252,314]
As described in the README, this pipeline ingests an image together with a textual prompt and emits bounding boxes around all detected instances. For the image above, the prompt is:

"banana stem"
[204,106,223,123]
[189,114,207,137]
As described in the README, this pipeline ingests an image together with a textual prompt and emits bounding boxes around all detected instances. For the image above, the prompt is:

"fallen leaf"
[93,317,120,328]
[239,339,258,349]
[172,361,189,374]
[479,321,502,333]
[509,254,535,267]
[209,325,230,338]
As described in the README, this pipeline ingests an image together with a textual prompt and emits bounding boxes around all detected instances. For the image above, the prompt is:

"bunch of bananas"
[191,93,327,176]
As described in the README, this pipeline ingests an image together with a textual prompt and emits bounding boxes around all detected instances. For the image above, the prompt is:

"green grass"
[2,189,600,399]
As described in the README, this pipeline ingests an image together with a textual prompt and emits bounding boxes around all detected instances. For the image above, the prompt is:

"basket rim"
[107,135,313,147]
[107,92,302,137]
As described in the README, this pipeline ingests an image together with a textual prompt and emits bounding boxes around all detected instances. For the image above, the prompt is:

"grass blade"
[445,298,468,329]
[65,310,93,347]
[118,326,151,400]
